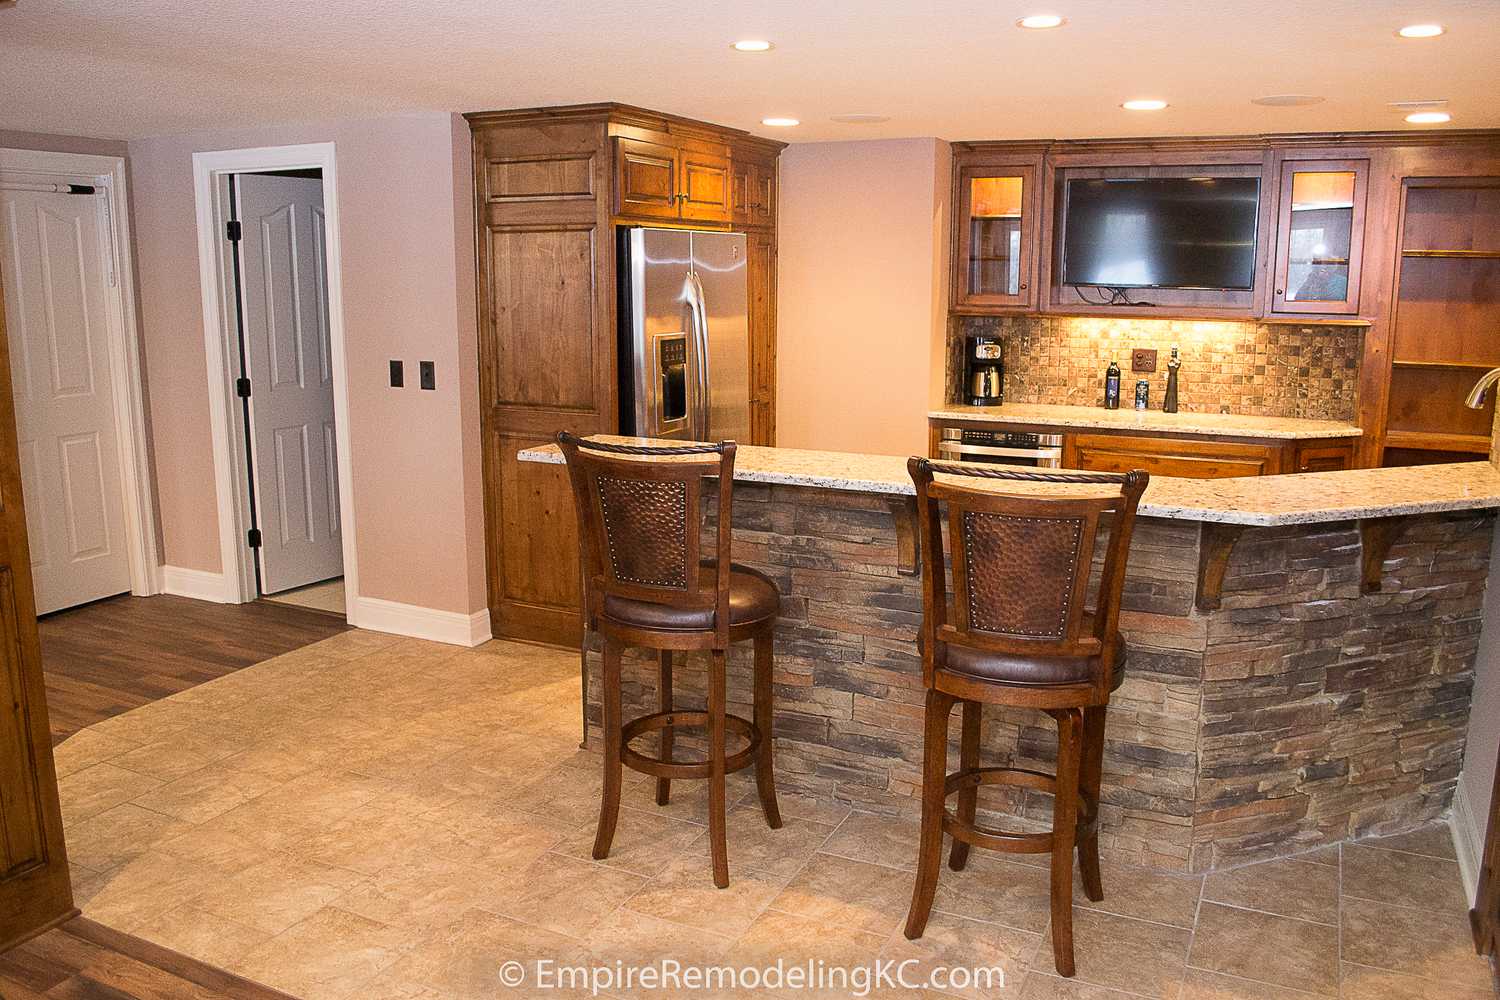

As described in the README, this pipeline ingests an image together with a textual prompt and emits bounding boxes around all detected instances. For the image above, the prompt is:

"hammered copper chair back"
[558,433,737,642]
[908,459,1148,695]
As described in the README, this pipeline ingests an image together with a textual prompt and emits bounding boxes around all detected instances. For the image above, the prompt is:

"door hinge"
[225,219,242,242]
[235,377,251,398]
[247,528,262,549]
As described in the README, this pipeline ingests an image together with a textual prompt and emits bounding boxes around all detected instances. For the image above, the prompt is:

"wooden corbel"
[890,495,921,577]
[1195,522,1247,612]
[1358,516,1411,595]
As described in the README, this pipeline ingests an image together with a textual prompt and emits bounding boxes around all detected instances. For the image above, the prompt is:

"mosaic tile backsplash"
[951,316,1363,422]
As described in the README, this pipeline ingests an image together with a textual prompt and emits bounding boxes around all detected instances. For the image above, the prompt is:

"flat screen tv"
[1061,176,1261,290]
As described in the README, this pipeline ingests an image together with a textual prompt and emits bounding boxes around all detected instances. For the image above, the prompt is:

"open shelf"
[1383,430,1491,453]
[1401,249,1500,259]
[1392,359,1500,370]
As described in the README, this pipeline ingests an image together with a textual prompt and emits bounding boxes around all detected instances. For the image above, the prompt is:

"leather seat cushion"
[602,562,779,632]
[942,636,1126,688]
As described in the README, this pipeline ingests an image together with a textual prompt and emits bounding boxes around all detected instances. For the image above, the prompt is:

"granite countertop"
[930,403,1364,440]
[520,437,1500,527]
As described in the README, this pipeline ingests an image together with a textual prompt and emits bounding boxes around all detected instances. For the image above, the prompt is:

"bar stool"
[557,433,782,889]
[902,460,1148,977]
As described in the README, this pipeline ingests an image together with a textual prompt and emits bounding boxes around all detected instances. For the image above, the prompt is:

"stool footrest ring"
[620,710,762,780]
[938,767,1100,854]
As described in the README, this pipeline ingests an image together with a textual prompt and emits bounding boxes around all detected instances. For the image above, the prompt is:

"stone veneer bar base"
[582,482,1493,873]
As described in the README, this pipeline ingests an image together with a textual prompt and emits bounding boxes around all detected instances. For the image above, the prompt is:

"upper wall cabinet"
[615,136,732,224]
[1270,156,1369,315]
[732,156,776,228]
[953,159,1041,310]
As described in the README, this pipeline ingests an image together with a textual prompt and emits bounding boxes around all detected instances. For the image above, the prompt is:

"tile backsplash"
[951,315,1362,422]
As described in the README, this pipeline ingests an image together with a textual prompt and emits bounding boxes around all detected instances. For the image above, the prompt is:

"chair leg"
[708,648,730,889]
[752,633,782,829]
[592,638,624,861]
[656,650,673,806]
[1049,707,1085,978]
[948,699,981,871]
[905,688,954,940]
[1078,706,1107,903]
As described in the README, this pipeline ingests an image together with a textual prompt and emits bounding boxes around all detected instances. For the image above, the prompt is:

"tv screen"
[1061,177,1261,289]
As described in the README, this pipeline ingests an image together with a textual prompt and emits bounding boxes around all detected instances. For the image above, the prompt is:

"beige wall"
[776,138,950,456]
[0,130,128,158]
[126,112,485,615]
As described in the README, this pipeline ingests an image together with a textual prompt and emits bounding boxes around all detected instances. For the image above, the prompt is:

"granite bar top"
[930,403,1363,440]
[520,437,1500,527]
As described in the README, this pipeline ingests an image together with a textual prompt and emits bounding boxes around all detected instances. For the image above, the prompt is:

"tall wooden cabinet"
[466,104,783,645]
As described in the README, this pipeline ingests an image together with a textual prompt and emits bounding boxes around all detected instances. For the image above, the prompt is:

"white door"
[0,185,132,614]
[235,173,342,594]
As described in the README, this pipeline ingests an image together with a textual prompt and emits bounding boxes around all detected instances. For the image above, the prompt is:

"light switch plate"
[1132,349,1158,373]
[419,361,435,390]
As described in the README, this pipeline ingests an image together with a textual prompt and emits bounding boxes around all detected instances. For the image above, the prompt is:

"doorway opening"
[192,143,357,623]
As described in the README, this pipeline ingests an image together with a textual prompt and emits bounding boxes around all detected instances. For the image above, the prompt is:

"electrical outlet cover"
[1132,349,1158,373]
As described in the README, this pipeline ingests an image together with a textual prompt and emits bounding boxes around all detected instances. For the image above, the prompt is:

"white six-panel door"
[0,187,132,614]
[234,173,342,595]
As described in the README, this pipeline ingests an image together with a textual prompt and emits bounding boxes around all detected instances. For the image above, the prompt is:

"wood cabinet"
[615,136,733,224]
[953,158,1042,310]
[467,103,783,645]
[1270,156,1370,316]
[1293,439,1356,473]
[1067,433,1283,479]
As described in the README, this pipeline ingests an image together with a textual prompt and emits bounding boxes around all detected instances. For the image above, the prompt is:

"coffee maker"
[966,333,1004,406]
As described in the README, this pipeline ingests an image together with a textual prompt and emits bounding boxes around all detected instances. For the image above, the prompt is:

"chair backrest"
[908,459,1148,691]
[558,433,736,639]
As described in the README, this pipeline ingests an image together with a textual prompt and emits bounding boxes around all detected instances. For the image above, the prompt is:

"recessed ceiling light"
[1406,110,1452,124]
[1122,99,1168,111]
[829,114,892,124]
[1016,13,1065,29]
[1397,23,1444,38]
[761,117,800,127]
[1251,94,1325,107]
[732,39,773,52]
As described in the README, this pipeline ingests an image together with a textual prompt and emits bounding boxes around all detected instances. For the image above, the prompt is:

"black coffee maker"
[966,334,1004,405]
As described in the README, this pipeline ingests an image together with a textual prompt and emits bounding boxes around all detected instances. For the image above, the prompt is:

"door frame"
[191,143,357,618]
[0,148,161,602]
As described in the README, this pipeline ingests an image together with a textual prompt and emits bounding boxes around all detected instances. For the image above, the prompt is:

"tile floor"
[263,577,347,616]
[54,631,1497,999]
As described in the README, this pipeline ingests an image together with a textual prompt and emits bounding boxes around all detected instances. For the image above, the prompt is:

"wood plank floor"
[0,917,298,1000]
[40,594,349,745]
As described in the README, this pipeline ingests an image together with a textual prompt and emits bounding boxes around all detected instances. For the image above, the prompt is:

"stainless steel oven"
[936,428,1063,468]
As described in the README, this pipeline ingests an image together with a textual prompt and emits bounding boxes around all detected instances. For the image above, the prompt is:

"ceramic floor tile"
[932,853,1054,933]
[192,852,365,935]
[1072,860,1204,929]
[882,909,1040,1000]
[62,802,193,873]
[57,762,163,825]
[624,852,790,938]
[82,851,224,934]
[51,728,140,777]
[554,804,706,877]
[128,762,284,824]
[1040,907,1190,998]
[770,853,915,936]
[1342,844,1468,914]
[1340,894,1495,992]
[386,908,596,1000]
[110,731,247,782]
[689,804,837,880]
[727,910,889,999]
[820,810,923,871]
[235,906,410,1000]
[585,909,735,999]
[1021,973,1161,998]
[131,903,273,970]
[1357,824,1457,861]
[1177,968,1324,999]
[1188,902,1337,996]
[1340,961,1497,1000]
[483,852,648,938]
[1201,856,1338,925]
[416,795,572,871]
[333,855,510,933]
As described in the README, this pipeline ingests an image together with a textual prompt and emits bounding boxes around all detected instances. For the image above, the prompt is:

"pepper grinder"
[1163,346,1181,413]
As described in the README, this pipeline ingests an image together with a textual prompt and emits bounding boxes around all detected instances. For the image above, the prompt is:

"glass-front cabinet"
[955,161,1038,309]
[1271,157,1369,315]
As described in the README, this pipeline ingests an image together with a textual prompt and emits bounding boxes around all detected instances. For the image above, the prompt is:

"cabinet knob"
[1276,288,1284,295]
[1019,282,1028,290]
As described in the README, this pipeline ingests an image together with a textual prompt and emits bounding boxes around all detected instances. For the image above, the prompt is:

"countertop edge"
[929,407,1364,440]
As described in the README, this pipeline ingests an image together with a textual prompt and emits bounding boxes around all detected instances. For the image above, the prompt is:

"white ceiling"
[1,0,1496,143]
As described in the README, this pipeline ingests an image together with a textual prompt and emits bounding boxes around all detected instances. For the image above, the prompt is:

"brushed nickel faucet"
[1465,367,1500,409]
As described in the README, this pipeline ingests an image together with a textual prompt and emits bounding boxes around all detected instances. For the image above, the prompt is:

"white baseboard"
[1453,779,1484,906]
[350,596,492,647]
[160,565,237,603]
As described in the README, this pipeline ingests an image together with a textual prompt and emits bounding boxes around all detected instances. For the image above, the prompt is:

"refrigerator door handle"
[685,269,711,439]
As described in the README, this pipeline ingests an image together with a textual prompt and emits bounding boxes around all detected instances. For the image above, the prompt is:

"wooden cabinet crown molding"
[466,102,787,156]
[953,129,1500,157]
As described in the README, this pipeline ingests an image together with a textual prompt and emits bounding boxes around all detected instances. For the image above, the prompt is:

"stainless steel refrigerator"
[619,227,750,442]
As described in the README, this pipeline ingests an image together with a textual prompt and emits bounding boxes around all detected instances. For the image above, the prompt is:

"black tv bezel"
[1058,175,1262,292]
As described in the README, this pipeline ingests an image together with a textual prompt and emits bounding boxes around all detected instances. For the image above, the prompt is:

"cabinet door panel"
[615,138,680,220]
[1271,158,1369,315]
[486,227,597,409]
[1070,433,1279,479]
[747,232,776,445]
[680,150,733,223]
[491,429,581,645]
[954,162,1039,310]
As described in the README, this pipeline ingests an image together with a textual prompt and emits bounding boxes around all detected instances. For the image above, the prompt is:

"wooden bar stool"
[902,459,1148,977]
[558,433,782,889]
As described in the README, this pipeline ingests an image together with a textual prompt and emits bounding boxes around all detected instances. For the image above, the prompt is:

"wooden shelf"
[1401,249,1500,259]
[1392,359,1500,370]
[1383,429,1491,453]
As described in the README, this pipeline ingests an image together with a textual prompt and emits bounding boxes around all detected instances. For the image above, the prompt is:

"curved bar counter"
[521,439,1500,872]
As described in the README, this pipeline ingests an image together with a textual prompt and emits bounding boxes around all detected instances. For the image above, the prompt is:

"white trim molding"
[190,143,358,619]
[0,147,161,601]
[1452,781,1484,905]
[160,565,237,604]
[350,596,492,647]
